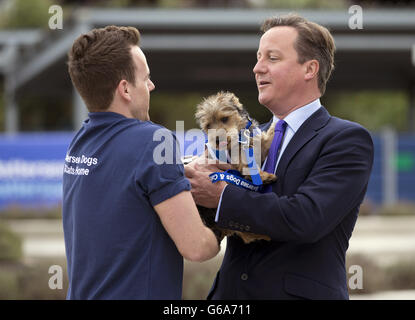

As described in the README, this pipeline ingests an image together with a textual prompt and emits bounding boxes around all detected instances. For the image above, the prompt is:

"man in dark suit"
[184,14,374,299]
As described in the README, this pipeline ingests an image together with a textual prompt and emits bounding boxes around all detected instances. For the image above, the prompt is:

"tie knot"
[275,119,287,132]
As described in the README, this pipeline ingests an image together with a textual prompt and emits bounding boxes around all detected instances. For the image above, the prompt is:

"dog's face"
[195,92,248,149]
[195,91,247,132]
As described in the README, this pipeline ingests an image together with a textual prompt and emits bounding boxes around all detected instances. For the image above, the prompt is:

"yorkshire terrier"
[194,91,278,244]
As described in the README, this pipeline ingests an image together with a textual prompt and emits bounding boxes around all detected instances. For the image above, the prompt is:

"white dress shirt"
[215,98,322,222]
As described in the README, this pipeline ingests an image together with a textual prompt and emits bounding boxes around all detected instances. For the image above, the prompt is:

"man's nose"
[149,80,155,91]
[253,59,265,75]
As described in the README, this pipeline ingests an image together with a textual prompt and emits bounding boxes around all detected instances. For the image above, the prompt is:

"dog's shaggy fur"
[195,91,278,244]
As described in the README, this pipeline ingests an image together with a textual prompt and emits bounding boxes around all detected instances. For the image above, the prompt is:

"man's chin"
[258,94,270,107]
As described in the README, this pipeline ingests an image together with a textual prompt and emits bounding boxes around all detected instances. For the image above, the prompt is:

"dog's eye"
[206,123,211,129]
[220,117,229,123]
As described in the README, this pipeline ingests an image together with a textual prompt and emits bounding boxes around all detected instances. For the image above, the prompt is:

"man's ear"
[116,80,131,102]
[304,59,319,81]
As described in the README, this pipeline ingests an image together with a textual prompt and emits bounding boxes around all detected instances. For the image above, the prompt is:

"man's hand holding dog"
[184,153,231,208]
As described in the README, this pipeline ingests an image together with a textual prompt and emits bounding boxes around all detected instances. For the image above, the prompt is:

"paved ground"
[351,289,415,300]
[5,215,415,299]
[348,216,415,267]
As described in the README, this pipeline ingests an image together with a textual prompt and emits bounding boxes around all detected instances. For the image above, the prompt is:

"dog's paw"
[260,171,278,184]
[238,232,271,244]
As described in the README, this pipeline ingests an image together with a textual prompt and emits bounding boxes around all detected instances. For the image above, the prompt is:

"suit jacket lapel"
[275,106,331,181]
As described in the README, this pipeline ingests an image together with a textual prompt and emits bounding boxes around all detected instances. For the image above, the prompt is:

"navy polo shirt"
[62,112,190,299]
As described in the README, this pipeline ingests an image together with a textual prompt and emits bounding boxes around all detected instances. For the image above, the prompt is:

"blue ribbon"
[205,140,230,163]
[206,118,264,191]
[209,170,263,192]
[244,148,263,186]
[238,119,263,186]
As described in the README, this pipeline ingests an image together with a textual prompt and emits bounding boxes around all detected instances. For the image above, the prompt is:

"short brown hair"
[261,13,335,95]
[68,25,141,111]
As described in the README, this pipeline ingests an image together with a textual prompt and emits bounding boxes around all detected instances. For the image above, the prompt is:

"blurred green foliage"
[149,90,274,131]
[16,259,68,299]
[0,221,22,262]
[150,92,206,131]
[376,202,415,216]
[0,206,62,219]
[0,258,68,299]
[147,89,410,133]
[19,95,73,131]
[265,0,346,9]
[358,199,376,216]
[103,0,179,7]
[358,200,415,216]
[323,90,409,132]
[58,0,349,8]
[0,89,410,132]
[0,0,53,29]
[386,259,415,291]
[0,268,20,299]
[183,258,220,299]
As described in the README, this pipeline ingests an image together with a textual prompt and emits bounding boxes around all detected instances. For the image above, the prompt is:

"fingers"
[214,162,232,171]
[185,150,232,185]
[184,163,196,178]
[196,162,232,173]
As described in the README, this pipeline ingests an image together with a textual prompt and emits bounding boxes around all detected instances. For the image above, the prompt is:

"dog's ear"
[222,91,243,111]
[195,99,208,128]
[231,96,243,111]
[216,91,227,104]
[194,106,203,127]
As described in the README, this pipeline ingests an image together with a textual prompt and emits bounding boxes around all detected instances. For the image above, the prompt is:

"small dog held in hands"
[194,91,278,244]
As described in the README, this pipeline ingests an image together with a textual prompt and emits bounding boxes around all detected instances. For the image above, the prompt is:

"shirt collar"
[272,98,321,133]
[88,111,127,120]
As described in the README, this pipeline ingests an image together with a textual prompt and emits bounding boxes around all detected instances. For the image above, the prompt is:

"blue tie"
[263,119,287,192]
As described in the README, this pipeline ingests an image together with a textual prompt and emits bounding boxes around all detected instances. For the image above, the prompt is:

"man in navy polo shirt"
[63,26,221,299]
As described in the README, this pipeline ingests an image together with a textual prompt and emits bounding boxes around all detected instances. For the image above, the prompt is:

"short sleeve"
[135,127,191,206]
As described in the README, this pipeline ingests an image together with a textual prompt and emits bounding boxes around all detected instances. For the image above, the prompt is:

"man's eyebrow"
[257,49,283,56]
[267,49,283,55]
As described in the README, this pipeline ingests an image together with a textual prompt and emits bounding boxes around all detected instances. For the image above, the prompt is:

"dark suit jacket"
[208,106,374,300]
